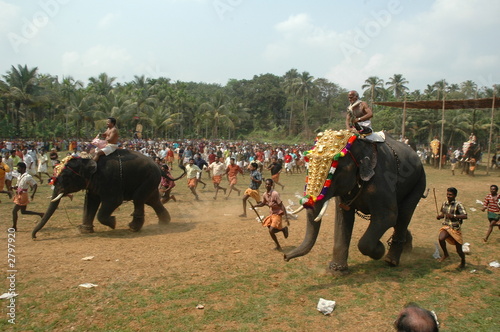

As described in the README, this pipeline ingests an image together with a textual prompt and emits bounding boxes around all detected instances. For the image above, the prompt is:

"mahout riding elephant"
[32,150,181,239]
[284,130,426,274]
[461,140,481,175]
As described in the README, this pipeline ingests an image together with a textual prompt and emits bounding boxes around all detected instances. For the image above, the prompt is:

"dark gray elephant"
[32,150,172,239]
[284,130,426,274]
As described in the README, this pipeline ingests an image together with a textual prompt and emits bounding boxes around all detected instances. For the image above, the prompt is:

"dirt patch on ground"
[1,166,499,330]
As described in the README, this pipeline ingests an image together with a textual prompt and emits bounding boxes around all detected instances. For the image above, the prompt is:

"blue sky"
[1,0,498,92]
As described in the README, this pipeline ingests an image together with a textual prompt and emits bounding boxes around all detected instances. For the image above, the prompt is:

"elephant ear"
[359,144,377,182]
[81,158,98,176]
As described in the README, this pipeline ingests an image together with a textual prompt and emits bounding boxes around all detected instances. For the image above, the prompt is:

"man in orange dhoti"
[225,157,243,199]
[254,178,289,251]
[436,187,467,268]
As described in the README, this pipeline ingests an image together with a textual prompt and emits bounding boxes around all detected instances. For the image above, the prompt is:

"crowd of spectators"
[0,138,315,182]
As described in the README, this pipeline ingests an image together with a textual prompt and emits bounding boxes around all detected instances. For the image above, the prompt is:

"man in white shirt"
[11,162,44,231]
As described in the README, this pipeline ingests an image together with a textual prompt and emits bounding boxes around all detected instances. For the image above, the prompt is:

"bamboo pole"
[439,95,445,170]
[401,94,407,141]
[486,89,496,175]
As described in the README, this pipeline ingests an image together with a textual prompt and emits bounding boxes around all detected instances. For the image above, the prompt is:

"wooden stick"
[249,201,263,223]
[433,188,439,215]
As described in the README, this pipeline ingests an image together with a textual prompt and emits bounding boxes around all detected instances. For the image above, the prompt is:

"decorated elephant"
[32,150,173,239]
[461,140,481,175]
[429,137,447,167]
[284,130,426,274]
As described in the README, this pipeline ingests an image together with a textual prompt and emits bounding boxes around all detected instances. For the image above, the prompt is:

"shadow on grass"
[30,220,198,241]
[92,220,198,238]
[301,246,448,290]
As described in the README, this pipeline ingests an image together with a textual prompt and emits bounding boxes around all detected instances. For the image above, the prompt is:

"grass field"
[0,161,499,331]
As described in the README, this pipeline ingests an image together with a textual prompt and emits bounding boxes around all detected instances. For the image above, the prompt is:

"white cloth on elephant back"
[92,136,108,149]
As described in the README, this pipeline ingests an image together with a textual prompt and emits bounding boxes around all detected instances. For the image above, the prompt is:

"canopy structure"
[374,97,498,172]
[375,97,500,110]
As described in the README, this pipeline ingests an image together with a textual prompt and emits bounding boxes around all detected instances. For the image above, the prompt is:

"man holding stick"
[254,178,289,251]
[435,187,467,268]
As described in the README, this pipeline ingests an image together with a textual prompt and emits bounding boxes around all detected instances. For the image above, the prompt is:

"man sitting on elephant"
[93,117,119,162]
[346,90,373,135]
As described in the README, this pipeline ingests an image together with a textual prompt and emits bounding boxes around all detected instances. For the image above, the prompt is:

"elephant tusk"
[291,206,305,214]
[314,199,330,222]
[51,193,64,202]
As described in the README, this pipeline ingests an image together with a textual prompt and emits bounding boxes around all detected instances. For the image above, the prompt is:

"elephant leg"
[96,199,121,230]
[129,200,145,232]
[146,190,170,225]
[357,212,396,261]
[329,199,356,274]
[385,173,425,266]
[79,193,101,233]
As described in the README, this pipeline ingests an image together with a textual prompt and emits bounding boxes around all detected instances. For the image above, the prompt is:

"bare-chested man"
[94,117,119,161]
[345,90,373,134]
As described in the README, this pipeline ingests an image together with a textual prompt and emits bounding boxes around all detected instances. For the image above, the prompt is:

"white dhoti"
[96,144,118,156]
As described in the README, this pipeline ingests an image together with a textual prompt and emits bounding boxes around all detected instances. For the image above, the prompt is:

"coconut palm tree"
[460,80,478,99]
[199,91,234,138]
[362,76,384,107]
[282,69,300,136]
[433,79,448,100]
[294,71,316,137]
[87,73,116,96]
[385,74,409,99]
[2,64,39,135]
[423,84,436,100]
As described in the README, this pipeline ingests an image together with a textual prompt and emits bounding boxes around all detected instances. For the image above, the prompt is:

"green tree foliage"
[0,65,499,148]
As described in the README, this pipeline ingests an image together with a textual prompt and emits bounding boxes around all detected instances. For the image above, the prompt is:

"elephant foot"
[328,262,350,275]
[384,255,400,267]
[78,224,94,234]
[157,210,171,225]
[100,216,116,229]
[128,218,144,232]
[402,231,413,253]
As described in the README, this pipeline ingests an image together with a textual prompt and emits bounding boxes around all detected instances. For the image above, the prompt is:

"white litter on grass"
[432,243,441,259]
[81,256,94,261]
[317,298,336,315]
[79,283,98,288]
[255,216,265,223]
[470,269,477,273]
[196,304,205,309]
[476,199,483,205]
[0,292,18,300]
[489,260,500,268]
[288,199,295,206]
[462,243,471,254]
[469,208,477,212]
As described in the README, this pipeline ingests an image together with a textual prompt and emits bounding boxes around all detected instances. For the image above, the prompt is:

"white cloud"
[0,1,20,34]
[98,13,120,29]
[61,45,133,81]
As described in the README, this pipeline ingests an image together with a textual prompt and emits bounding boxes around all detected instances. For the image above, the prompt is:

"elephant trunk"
[32,192,62,239]
[284,207,323,261]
